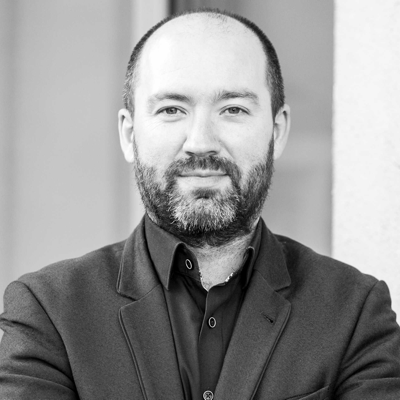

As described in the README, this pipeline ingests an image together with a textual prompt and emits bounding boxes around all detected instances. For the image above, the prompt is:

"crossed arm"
[1,279,400,399]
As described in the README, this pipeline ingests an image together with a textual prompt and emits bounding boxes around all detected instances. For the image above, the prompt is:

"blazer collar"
[116,217,159,300]
[253,219,291,292]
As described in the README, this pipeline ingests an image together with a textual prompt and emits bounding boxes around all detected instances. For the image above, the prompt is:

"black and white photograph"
[1,1,399,399]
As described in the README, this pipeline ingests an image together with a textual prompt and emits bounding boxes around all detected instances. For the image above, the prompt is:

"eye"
[159,107,183,115]
[222,106,248,115]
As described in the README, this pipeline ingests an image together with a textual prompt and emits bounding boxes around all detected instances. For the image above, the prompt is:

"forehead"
[134,14,268,100]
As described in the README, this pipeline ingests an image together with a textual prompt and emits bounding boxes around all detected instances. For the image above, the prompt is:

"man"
[1,8,399,400]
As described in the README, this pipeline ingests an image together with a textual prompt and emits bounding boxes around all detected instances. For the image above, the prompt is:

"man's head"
[122,8,285,119]
[118,9,290,247]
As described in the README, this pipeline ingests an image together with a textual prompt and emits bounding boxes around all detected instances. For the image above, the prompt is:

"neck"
[187,219,259,291]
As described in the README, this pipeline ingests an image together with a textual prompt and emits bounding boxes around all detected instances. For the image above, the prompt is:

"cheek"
[220,119,272,151]
[134,135,183,184]
[236,154,262,178]
[223,134,271,172]
[134,121,183,164]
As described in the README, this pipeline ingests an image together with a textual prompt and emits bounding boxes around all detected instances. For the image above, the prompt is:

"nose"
[182,112,221,157]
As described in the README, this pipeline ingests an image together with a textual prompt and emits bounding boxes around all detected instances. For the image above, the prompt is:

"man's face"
[120,16,289,246]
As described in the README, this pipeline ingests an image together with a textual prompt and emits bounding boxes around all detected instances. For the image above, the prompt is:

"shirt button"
[185,259,193,270]
[208,317,216,328]
[203,390,214,400]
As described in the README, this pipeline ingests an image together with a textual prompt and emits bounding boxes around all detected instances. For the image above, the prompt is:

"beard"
[133,139,275,248]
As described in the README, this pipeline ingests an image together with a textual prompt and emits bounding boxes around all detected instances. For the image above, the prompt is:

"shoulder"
[15,239,126,300]
[275,234,379,302]
[272,234,398,350]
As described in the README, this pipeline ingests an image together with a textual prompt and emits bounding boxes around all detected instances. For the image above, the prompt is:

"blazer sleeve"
[334,280,400,399]
[0,280,78,400]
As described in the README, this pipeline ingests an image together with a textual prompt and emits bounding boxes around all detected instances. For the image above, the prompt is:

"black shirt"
[145,217,261,400]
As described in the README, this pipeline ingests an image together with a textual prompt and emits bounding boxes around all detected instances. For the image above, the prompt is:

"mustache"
[163,155,242,181]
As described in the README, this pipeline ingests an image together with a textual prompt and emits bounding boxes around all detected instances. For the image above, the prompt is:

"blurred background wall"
[0,0,136,313]
[1,0,398,317]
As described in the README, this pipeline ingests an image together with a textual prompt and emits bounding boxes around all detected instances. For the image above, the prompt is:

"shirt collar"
[144,214,262,290]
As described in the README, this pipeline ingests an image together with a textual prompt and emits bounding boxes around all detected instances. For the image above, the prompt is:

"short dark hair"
[122,8,285,118]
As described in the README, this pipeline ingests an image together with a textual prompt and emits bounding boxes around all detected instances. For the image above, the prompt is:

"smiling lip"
[179,170,227,178]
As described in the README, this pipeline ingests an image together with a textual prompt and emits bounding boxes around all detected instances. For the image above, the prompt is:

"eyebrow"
[147,92,193,110]
[213,90,260,105]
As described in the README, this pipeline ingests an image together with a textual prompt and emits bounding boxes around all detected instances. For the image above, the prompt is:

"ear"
[118,109,134,163]
[272,104,291,160]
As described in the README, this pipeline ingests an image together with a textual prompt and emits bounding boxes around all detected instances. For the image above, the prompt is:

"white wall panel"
[333,0,400,313]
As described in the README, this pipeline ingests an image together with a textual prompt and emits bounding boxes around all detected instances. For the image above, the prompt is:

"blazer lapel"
[117,220,184,400]
[215,223,292,400]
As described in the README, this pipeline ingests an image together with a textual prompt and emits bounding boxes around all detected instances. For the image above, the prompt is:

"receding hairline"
[134,12,263,87]
[149,11,249,36]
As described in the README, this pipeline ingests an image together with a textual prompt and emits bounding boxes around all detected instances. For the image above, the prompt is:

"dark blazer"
[1,219,400,400]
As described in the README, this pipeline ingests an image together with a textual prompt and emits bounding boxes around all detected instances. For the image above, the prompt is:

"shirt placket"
[198,280,237,400]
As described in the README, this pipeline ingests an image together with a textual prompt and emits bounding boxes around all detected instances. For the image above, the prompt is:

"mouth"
[177,170,230,190]
[179,170,227,178]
